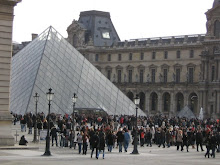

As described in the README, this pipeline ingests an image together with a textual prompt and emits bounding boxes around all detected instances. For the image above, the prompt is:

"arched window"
[214,20,220,38]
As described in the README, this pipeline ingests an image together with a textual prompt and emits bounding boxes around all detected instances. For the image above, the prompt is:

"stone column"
[170,92,175,117]
[217,60,220,82]
[0,0,21,146]
[184,93,189,107]
[198,91,203,110]
[145,91,150,116]
[215,60,218,81]
[216,91,220,115]
[158,93,162,114]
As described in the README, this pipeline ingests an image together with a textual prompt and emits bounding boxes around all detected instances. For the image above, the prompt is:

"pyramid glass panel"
[10,26,145,116]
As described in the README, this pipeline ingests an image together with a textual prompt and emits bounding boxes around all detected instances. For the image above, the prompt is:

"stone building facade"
[0,0,21,146]
[66,1,220,118]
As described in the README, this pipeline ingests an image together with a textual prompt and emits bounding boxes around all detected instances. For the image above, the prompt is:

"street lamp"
[131,94,140,154]
[72,93,77,130]
[43,88,54,156]
[33,92,39,142]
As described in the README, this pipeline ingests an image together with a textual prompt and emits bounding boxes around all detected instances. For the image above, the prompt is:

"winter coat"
[77,134,83,144]
[176,133,183,143]
[116,131,124,143]
[90,133,100,148]
[99,132,105,150]
[106,133,114,145]
[50,127,58,137]
[196,132,203,144]
[124,132,130,143]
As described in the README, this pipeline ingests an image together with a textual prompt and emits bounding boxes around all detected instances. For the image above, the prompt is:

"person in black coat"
[19,135,28,145]
[97,130,105,159]
[106,131,114,152]
[182,130,189,152]
[90,131,100,159]
[50,126,58,146]
[196,129,204,152]
[204,133,211,158]
[116,128,124,152]
[145,128,152,147]
[210,132,217,158]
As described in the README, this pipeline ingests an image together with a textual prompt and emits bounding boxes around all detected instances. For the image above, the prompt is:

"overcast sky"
[13,0,214,43]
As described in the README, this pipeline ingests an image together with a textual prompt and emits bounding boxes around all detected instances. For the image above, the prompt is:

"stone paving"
[0,123,219,165]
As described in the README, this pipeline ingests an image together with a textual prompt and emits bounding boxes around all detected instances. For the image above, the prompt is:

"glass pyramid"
[10,26,145,116]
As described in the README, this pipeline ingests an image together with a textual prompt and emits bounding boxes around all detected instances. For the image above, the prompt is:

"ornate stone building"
[66,1,220,118]
[0,0,21,146]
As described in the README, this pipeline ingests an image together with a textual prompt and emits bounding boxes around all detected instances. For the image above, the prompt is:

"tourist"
[116,128,124,153]
[19,135,28,145]
[97,130,105,159]
[90,131,100,159]
[77,131,83,154]
[124,129,130,152]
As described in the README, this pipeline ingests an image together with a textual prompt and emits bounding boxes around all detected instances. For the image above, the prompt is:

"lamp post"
[33,92,39,143]
[43,88,54,156]
[131,94,140,154]
[72,93,77,131]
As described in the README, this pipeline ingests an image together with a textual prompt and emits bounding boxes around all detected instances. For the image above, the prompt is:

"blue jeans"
[98,149,105,158]
[78,143,82,154]
[124,141,129,151]
[108,145,113,152]
[118,142,123,152]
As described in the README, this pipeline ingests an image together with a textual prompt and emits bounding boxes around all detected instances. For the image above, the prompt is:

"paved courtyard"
[0,124,219,165]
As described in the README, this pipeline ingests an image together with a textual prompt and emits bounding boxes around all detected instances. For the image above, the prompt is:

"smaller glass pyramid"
[10,26,145,116]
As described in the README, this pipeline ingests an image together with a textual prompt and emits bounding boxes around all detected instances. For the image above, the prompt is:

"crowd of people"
[12,112,220,159]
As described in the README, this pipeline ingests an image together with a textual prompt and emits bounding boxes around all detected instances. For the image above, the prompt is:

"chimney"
[32,33,38,41]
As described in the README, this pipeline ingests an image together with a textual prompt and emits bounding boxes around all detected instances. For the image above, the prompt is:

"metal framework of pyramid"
[10,26,145,116]
[177,106,196,119]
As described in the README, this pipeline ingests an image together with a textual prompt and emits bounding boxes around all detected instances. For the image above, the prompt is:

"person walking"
[124,129,130,152]
[210,131,217,158]
[116,128,124,153]
[176,130,183,151]
[90,131,100,159]
[204,133,211,158]
[196,129,204,152]
[97,130,105,159]
[77,131,83,154]
[166,128,172,148]
[106,130,114,152]
[145,128,152,147]
[182,130,189,152]
[82,132,89,155]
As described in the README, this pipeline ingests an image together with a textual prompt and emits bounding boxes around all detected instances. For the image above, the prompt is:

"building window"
[211,65,215,81]
[188,68,194,83]
[129,53,132,61]
[140,52,144,60]
[176,50,181,59]
[214,20,220,38]
[176,68,180,83]
[152,52,156,60]
[151,69,156,83]
[107,54,111,61]
[163,69,168,83]
[164,51,168,59]
[190,50,194,58]
[95,54,99,62]
[140,69,144,83]
[107,70,111,80]
[118,54,121,61]
[128,70,132,83]
[117,70,122,83]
